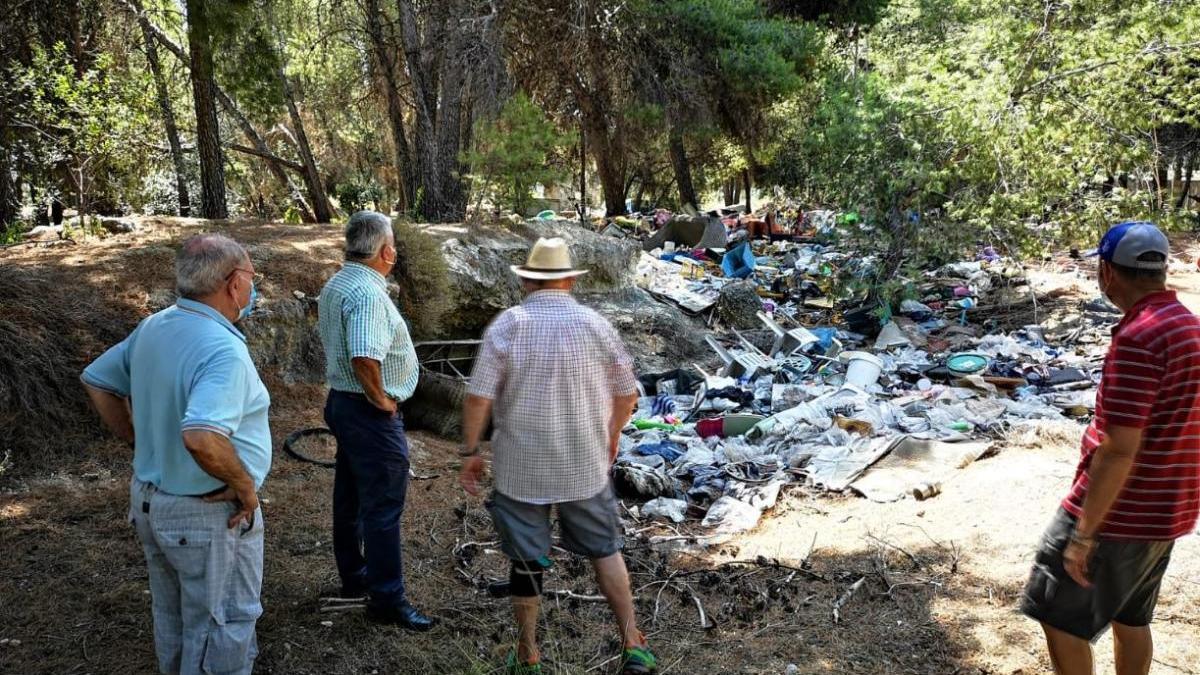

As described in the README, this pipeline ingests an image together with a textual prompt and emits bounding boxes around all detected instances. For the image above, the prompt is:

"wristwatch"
[457,444,481,458]
[1069,530,1096,547]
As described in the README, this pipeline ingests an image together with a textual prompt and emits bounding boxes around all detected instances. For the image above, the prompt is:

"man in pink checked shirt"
[457,238,656,675]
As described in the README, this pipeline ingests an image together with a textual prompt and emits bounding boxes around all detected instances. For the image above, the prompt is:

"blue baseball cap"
[1088,221,1169,269]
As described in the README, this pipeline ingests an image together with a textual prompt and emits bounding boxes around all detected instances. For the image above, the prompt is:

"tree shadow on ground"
[0,464,1034,675]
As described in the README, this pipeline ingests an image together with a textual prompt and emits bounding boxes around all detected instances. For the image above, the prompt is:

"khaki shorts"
[1020,507,1173,642]
[486,483,623,562]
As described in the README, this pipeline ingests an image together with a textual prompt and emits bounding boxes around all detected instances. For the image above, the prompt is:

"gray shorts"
[486,483,623,562]
[1020,507,1173,642]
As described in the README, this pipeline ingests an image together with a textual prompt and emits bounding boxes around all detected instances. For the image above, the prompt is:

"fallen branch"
[832,576,866,624]
[546,589,609,603]
[865,534,923,569]
[318,600,366,613]
[685,585,715,630]
[225,144,305,173]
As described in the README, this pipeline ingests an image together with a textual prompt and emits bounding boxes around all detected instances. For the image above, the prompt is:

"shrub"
[391,220,452,340]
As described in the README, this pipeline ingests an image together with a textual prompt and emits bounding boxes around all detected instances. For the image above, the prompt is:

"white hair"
[345,211,394,261]
[175,233,249,299]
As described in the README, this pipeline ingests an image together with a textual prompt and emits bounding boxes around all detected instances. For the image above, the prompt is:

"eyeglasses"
[226,268,264,285]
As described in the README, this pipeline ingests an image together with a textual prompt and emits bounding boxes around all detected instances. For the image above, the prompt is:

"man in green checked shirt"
[317,210,434,630]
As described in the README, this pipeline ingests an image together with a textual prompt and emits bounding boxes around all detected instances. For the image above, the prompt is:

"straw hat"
[510,237,589,280]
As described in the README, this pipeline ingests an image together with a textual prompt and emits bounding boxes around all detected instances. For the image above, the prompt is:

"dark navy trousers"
[324,390,410,608]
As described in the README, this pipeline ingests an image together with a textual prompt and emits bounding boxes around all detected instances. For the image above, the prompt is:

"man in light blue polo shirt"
[82,233,270,675]
[317,210,433,630]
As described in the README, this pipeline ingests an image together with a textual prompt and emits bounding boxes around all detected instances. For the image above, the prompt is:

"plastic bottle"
[633,419,679,431]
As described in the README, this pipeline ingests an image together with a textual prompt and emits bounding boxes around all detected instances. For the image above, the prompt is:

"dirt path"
[3,243,1200,674]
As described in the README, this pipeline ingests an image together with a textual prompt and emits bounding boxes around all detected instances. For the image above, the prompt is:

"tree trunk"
[632,175,646,213]
[577,94,626,216]
[1179,151,1196,211]
[216,89,315,223]
[396,0,437,217]
[135,0,190,216]
[394,0,472,222]
[0,140,14,228]
[185,0,227,219]
[593,142,627,216]
[364,0,414,212]
[0,92,14,227]
[578,122,587,220]
[668,124,697,210]
[279,66,333,222]
[742,169,752,212]
[120,0,313,221]
[434,60,468,221]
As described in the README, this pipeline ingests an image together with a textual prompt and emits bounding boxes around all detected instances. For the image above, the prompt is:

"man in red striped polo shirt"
[1022,221,1200,675]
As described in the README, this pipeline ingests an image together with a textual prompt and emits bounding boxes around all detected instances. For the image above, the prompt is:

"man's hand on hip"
[204,484,260,529]
[459,455,486,496]
[1063,536,1097,588]
[373,396,398,416]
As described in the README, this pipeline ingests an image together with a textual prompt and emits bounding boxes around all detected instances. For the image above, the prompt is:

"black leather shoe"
[366,602,437,631]
[339,581,368,600]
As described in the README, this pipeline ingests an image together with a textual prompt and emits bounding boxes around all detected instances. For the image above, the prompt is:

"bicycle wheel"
[283,427,337,467]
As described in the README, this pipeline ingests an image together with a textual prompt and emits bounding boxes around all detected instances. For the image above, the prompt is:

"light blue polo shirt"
[81,299,272,495]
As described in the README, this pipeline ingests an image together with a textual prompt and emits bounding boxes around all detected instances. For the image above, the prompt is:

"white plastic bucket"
[842,351,884,388]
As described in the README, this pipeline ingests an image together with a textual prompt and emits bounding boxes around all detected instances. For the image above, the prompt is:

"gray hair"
[175,233,249,299]
[345,211,394,261]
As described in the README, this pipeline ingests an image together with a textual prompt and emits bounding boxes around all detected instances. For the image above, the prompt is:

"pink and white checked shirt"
[467,290,638,504]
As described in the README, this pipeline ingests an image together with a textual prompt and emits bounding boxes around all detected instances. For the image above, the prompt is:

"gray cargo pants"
[130,478,264,675]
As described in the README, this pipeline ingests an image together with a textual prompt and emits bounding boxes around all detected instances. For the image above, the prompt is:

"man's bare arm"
[83,383,134,444]
[182,429,259,528]
[1075,424,1143,537]
[608,393,639,462]
[351,357,396,413]
[462,394,493,452]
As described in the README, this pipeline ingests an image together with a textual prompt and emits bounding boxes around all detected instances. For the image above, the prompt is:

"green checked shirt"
[317,262,419,402]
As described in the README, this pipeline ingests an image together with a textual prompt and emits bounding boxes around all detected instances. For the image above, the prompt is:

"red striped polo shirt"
[1062,290,1200,540]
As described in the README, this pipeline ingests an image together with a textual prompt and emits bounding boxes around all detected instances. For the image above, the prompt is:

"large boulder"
[242,297,326,385]
[581,288,711,374]
[439,219,640,336]
[717,280,763,330]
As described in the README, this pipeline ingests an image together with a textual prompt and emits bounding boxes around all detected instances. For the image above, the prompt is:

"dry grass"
[0,264,140,465]
[0,433,1003,675]
[0,218,343,477]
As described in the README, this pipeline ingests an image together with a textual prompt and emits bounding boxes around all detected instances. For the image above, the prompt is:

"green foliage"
[766,0,891,28]
[209,0,285,120]
[6,43,155,218]
[334,178,385,214]
[391,220,452,340]
[639,0,821,185]
[766,0,1200,265]
[463,92,568,215]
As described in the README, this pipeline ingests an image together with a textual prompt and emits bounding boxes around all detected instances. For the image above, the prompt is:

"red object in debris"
[696,418,724,438]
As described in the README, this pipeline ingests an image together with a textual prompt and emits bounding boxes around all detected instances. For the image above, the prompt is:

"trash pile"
[608,205,1114,536]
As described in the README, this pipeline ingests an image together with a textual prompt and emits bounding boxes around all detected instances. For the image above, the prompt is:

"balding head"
[176,234,249,299]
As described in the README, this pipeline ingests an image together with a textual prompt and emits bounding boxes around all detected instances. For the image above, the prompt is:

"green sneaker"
[505,651,542,675]
[620,645,658,674]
